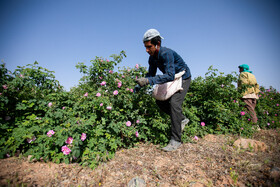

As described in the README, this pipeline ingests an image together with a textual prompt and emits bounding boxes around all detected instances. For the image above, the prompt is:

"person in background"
[238,64,260,124]
[134,29,191,151]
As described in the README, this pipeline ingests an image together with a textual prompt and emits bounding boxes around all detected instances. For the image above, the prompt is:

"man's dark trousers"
[156,77,191,142]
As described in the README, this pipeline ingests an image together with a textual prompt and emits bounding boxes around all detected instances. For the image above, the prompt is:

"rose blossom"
[47,130,55,137]
[61,145,71,155]
[48,102,53,107]
[240,111,245,116]
[84,92,88,97]
[100,81,106,86]
[65,137,73,144]
[126,121,131,127]
[201,122,205,126]
[135,131,139,137]
[113,90,118,95]
[81,133,86,141]
[96,93,101,97]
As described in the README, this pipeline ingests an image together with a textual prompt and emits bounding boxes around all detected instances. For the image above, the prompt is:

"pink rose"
[47,130,55,137]
[84,92,88,97]
[135,131,139,137]
[201,122,205,126]
[96,93,101,97]
[61,145,71,155]
[117,82,122,88]
[113,90,118,95]
[65,137,73,144]
[126,121,131,127]
[81,133,86,141]
[100,81,106,86]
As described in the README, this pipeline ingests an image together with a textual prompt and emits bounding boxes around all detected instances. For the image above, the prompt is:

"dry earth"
[0,129,280,187]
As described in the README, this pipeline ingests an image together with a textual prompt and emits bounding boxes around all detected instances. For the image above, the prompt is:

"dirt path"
[0,129,279,187]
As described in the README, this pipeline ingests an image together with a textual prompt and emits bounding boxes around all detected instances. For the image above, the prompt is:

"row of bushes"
[0,51,279,168]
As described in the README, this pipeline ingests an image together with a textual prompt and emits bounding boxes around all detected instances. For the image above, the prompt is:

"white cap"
[143,29,164,42]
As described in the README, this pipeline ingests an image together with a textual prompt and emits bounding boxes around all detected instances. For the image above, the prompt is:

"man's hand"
[136,78,149,87]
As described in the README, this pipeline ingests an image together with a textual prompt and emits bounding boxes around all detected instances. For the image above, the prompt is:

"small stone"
[137,161,143,166]
[27,155,36,162]
[270,167,280,182]
[128,177,146,187]
[233,138,268,152]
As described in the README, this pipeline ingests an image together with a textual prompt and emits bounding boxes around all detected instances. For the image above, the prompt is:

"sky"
[1,0,280,91]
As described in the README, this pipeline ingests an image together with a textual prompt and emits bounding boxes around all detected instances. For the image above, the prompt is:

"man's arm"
[147,51,176,85]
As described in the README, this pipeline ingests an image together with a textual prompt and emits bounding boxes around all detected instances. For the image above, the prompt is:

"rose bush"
[0,52,279,168]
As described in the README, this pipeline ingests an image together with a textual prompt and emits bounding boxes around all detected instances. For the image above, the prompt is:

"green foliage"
[0,53,279,168]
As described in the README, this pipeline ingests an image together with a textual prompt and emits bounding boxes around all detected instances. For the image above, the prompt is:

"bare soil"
[0,129,279,187]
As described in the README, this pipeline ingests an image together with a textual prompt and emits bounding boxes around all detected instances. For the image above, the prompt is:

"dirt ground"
[0,129,279,187]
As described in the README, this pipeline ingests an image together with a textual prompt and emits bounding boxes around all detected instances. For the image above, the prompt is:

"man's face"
[239,68,243,73]
[144,40,157,56]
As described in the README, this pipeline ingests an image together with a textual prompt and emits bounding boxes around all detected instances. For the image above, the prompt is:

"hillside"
[0,129,279,187]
